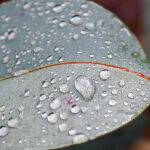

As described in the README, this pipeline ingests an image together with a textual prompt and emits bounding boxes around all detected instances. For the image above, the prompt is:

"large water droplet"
[75,76,95,100]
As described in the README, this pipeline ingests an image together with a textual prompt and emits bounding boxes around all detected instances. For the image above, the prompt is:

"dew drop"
[69,129,77,136]
[0,126,9,137]
[47,113,58,124]
[59,84,70,93]
[85,22,95,31]
[70,15,83,26]
[111,89,118,95]
[42,81,49,88]
[39,94,46,101]
[59,21,67,28]
[60,113,68,120]
[127,92,134,99]
[23,2,32,10]
[58,123,68,132]
[118,80,125,87]
[50,97,61,110]
[108,99,117,106]
[74,76,95,100]
[71,105,80,114]
[72,134,88,144]
[53,4,65,13]
[7,118,19,128]
[99,70,110,80]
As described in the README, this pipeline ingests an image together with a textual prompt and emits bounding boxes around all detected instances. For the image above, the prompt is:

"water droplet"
[53,4,65,13]
[127,92,134,99]
[46,55,53,62]
[50,78,57,84]
[7,118,19,128]
[108,99,117,106]
[42,81,49,88]
[75,76,95,100]
[7,30,16,41]
[0,126,9,137]
[59,21,67,28]
[58,123,68,132]
[39,94,46,101]
[71,105,80,114]
[72,134,88,144]
[72,34,80,40]
[24,89,30,97]
[0,105,6,112]
[111,89,118,95]
[139,91,145,97]
[47,113,58,124]
[3,56,9,64]
[60,112,68,120]
[23,2,32,10]
[34,47,44,53]
[101,91,108,98]
[70,15,83,26]
[50,97,61,110]
[69,129,77,136]
[85,22,95,31]
[118,80,125,87]
[99,70,110,80]
[59,84,70,93]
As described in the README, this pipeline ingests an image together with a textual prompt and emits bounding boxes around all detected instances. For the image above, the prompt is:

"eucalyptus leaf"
[0,0,150,150]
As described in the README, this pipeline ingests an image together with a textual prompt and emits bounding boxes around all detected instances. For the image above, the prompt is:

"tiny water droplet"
[72,134,88,144]
[71,105,80,114]
[42,81,49,88]
[59,84,70,93]
[0,126,9,137]
[50,97,61,110]
[108,99,117,106]
[118,80,125,87]
[99,70,110,80]
[58,123,68,132]
[7,118,19,128]
[70,15,83,26]
[85,22,95,31]
[127,92,134,99]
[39,94,47,101]
[47,113,58,124]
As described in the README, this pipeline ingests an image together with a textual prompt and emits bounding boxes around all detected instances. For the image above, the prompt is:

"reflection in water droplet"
[42,81,49,88]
